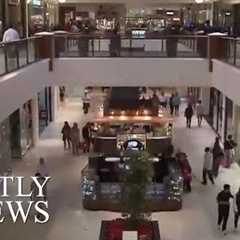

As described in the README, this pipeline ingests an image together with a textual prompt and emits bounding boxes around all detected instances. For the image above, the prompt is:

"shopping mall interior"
[1,0,240,240]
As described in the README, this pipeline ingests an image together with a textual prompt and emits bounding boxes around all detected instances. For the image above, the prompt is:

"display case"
[81,156,183,211]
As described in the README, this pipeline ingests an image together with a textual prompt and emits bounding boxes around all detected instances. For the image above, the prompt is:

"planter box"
[99,220,161,240]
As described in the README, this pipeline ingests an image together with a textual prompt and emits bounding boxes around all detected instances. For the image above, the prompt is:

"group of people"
[184,99,205,128]
[61,121,91,155]
[212,135,237,175]
[201,135,237,184]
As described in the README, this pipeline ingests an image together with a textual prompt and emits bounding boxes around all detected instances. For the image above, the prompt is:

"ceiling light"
[58,0,66,3]
[166,11,174,16]
[195,0,204,3]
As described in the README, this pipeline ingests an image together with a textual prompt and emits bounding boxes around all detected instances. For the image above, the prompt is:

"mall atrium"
[1,0,240,239]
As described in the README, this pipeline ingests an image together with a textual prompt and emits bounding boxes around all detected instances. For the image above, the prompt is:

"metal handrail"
[54,33,208,40]
[0,37,42,76]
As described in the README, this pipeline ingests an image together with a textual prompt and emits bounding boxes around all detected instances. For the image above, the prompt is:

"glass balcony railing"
[0,37,41,76]
[54,34,208,58]
[221,37,240,68]
[5,33,239,77]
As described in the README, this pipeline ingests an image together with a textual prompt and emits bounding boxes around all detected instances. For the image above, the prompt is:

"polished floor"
[1,92,240,240]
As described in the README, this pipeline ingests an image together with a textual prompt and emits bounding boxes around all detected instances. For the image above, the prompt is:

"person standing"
[2,24,20,42]
[233,187,240,230]
[2,24,20,69]
[61,121,71,150]
[224,135,237,168]
[71,123,80,155]
[172,92,181,116]
[110,27,121,57]
[196,100,204,127]
[212,137,223,177]
[217,184,234,235]
[159,91,167,108]
[201,147,214,185]
[59,86,65,103]
[184,104,194,128]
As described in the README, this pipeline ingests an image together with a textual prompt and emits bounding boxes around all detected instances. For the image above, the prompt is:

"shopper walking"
[224,135,237,168]
[30,173,48,212]
[36,158,49,177]
[169,93,174,116]
[71,123,80,155]
[184,104,194,128]
[82,123,91,153]
[178,152,192,192]
[233,187,240,230]
[188,92,196,109]
[217,184,234,235]
[196,100,204,127]
[61,121,71,150]
[172,92,181,116]
[82,90,90,114]
[212,137,224,177]
[201,147,214,185]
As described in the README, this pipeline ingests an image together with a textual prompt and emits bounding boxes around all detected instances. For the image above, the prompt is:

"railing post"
[233,39,237,66]
[208,33,227,72]
[16,43,20,69]
[34,32,55,71]
[26,39,29,64]
[3,45,8,74]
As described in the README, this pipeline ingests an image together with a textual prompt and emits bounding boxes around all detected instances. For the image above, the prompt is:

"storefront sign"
[8,0,19,5]
[32,0,42,6]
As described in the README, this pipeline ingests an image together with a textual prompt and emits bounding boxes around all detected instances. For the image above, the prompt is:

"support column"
[201,87,210,115]
[222,96,226,141]
[31,95,39,147]
[51,86,59,122]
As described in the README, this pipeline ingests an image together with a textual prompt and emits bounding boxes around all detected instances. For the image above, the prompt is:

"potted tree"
[99,150,161,240]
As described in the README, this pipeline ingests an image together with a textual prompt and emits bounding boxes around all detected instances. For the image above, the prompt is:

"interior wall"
[53,58,211,88]
[0,59,50,124]
[212,59,240,105]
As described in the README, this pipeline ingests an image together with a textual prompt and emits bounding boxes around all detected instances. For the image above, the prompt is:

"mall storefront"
[9,101,34,158]
[38,87,52,134]
[208,88,235,144]
[0,100,34,175]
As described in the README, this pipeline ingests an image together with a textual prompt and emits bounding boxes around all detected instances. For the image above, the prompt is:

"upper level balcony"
[1,32,239,76]
[54,33,208,58]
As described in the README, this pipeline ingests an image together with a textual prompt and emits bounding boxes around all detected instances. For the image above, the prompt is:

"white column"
[201,87,210,115]
[222,96,226,140]
[51,86,58,122]
[31,95,39,146]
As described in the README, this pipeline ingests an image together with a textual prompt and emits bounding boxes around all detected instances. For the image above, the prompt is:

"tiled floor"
[1,93,240,240]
